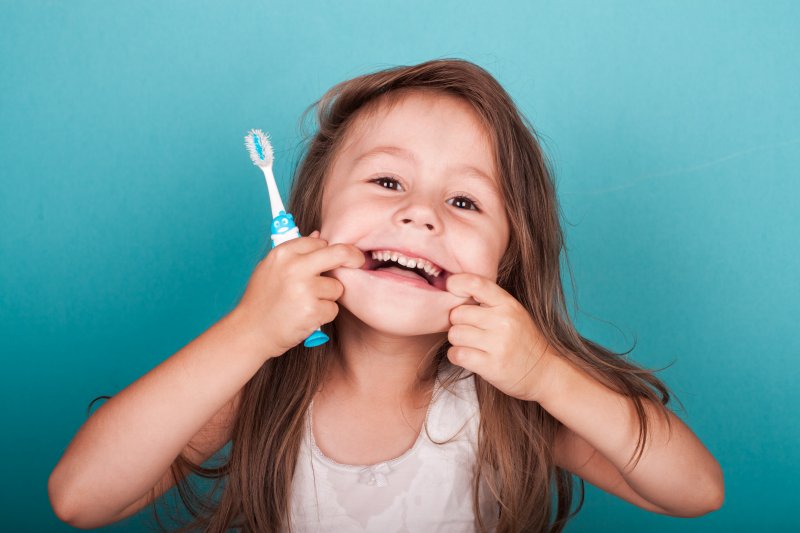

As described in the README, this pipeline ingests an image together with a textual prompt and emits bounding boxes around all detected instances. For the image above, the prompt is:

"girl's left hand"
[446,272,559,402]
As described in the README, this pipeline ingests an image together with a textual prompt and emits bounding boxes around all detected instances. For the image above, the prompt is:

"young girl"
[49,59,724,532]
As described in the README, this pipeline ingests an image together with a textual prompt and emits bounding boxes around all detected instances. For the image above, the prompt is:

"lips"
[365,267,443,292]
[360,247,451,291]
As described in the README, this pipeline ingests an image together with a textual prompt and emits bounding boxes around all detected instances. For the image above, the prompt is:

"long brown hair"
[97,58,677,532]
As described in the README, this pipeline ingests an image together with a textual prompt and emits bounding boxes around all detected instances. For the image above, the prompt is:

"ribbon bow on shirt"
[358,462,392,487]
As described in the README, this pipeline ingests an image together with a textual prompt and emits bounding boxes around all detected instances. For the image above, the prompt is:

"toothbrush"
[244,128,330,348]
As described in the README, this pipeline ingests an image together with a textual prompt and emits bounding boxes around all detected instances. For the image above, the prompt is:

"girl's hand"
[445,272,559,402]
[233,230,365,357]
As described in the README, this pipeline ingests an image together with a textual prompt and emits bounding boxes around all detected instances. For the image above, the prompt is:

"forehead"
[334,91,499,185]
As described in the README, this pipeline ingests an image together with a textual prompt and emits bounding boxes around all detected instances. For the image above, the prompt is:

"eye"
[447,194,481,212]
[370,176,403,190]
[369,176,481,212]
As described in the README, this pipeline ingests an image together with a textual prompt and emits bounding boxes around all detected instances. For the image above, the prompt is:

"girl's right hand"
[231,230,364,358]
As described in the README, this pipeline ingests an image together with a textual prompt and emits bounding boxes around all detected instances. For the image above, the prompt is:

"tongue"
[375,265,428,283]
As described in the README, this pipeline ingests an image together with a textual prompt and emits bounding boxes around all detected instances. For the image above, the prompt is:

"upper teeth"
[371,250,442,277]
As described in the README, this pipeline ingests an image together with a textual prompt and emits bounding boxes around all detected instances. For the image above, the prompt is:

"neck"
[326,308,446,404]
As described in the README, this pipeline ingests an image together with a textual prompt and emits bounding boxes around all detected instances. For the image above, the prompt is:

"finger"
[311,276,345,301]
[449,303,491,328]
[447,324,493,352]
[447,345,488,372]
[276,234,328,256]
[303,243,366,274]
[317,299,340,325]
[446,272,508,308]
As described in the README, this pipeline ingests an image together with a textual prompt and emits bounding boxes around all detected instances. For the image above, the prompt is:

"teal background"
[1,0,797,531]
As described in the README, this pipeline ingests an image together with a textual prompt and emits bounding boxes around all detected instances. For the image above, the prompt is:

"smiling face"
[319,90,510,336]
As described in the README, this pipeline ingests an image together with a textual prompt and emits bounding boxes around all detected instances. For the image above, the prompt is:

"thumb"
[309,230,321,238]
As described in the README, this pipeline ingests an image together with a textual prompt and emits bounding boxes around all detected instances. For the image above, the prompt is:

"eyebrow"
[353,145,498,188]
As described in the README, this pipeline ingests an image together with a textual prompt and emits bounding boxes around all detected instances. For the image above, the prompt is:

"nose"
[403,218,434,231]
[395,200,442,233]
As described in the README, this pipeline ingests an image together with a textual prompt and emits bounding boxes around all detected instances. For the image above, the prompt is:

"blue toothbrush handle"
[303,328,330,347]
[270,210,330,348]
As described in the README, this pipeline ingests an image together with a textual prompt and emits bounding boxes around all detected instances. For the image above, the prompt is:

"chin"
[330,267,456,336]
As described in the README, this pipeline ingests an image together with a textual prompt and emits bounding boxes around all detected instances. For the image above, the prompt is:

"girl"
[49,59,724,532]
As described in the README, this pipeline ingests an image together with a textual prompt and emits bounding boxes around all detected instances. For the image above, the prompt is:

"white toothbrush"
[244,128,329,348]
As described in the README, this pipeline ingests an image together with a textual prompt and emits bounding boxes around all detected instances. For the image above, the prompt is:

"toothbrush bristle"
[244,129,274,167]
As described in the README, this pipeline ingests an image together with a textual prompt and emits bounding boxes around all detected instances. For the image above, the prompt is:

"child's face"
[320,91,510,336]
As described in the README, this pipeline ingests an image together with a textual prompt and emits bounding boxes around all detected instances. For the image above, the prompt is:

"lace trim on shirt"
[306,374,442,486]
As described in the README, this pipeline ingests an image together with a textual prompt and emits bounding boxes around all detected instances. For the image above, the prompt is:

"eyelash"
[369,176,482,212]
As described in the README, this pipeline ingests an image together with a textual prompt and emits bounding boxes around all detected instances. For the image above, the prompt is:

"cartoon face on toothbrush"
[271,211,301,247]
[271,211,296,235]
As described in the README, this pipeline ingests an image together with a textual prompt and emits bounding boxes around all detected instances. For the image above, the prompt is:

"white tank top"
[288,361,500,532]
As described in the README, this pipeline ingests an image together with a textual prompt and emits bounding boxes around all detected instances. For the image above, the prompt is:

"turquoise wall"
[2,1,797,530]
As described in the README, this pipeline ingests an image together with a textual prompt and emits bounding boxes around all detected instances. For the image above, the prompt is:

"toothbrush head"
[244,129,274,168]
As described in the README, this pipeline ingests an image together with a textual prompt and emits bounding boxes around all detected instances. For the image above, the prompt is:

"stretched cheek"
[325,267,358,300]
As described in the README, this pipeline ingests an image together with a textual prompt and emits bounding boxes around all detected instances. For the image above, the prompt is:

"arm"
[554,424,669,514]
[540,352,724,517]
[109,390,240,524]
[48,310,275,529]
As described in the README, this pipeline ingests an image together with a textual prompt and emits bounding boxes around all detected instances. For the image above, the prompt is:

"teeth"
[370,249,443,278]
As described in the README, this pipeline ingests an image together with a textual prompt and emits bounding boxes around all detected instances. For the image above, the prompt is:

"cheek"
[457,231,505,279]
[321,209,395,246]
[481,220,510,278]
[320,217,366,244]
[318,191,374,241]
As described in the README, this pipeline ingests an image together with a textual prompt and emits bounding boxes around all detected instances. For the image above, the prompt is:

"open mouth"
[362,249,450,291]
